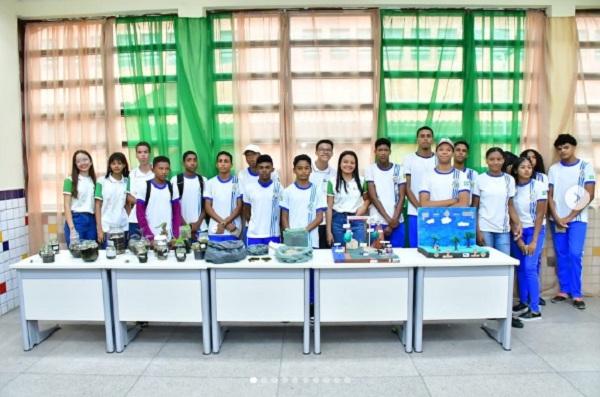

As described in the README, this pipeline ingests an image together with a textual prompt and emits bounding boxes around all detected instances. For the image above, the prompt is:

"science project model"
[417,207,488,258]
[332,216,400,263]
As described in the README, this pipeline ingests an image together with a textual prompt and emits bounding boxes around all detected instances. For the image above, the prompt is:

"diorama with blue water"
[332,216,400,263]
[417,207,489,258]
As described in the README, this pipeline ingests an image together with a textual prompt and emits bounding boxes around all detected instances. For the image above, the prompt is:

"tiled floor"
[0,299,599,396]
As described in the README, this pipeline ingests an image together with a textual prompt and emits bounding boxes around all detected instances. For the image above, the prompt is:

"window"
[230,11,378,181]
[380,10,524,168]
[576,13,600,181]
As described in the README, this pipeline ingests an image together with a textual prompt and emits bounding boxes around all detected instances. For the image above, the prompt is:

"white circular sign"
[565,185,591,211]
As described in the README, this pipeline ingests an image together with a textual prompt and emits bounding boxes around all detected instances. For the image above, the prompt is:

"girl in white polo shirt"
[472,147,521,255]
[94,152,130,246]
[326,150,369,246]
[510,156,547,321]
[63,150,97,246]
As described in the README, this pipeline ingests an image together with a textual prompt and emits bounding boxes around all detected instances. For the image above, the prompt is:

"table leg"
[413,267,424,353]
[313,269,321,355]
[101,270,115,353]
[210,269,221,353]
[402,267,414,353]
[481,265,514,351]
[200,269,211,355]
[303,268,310,355]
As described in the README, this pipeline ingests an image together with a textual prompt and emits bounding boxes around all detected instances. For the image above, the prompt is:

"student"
[309,139,336,248]
[94,152,130,246]
[366,138,406,247]
[326,151,370,245]
[63,150,97,246]
[204,151,243,241]
[419,139,470,208]
[510,156,547,321]
[128,142,154,237]
[404,126,436,247]
[243,154,283,245]
[238,144,279,198]
[520,148,548,306]
[453,140,479,205]
[170,151,207,237]
[472,147,521,255]
[135,156,183,241]
[521,149,548,187]
[281,155,327,248]
[502,151,518,174]
[548,134,595,310]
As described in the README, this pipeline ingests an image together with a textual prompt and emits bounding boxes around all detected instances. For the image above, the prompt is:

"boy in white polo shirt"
[453,140,479,205]
[204,151,243,241]
[548,134,596,310]
[366,138,406,247]
[419,139,470,208]
[170,151,207,237]
[243,154,283,245]
[281,154,327,248]
[128,142,154,237]
[136,156,183,241]
[404,126,437,247]
[309,139,336,248]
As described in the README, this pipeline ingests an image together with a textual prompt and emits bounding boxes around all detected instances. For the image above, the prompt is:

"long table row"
[11,248,518,355]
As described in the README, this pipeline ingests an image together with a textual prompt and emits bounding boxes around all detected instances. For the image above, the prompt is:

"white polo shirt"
[419,168,471,202]
[128,166,154,223]
[63,175,95,214]
[473,172,516,233]
[204,175,242,236]
[404,152,437,216]
[365,162,406,225]
[170,173,208,225]
[548,159,596,223]
[243,179,282,239]
[94,175,130,232]
[309,163,336,226]
[238,167,280,198]
[280,182,327,248]
[136,180,180,239]
[327,177,367,214]
[514,179,548,228]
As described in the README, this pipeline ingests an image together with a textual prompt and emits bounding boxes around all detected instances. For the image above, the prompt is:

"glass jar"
[106,240,117,259]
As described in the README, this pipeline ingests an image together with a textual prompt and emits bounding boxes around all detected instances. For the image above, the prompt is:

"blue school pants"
[550,221,587,299]
[408,215,418,248]
[511,227,545,313]
[64,212,97,247]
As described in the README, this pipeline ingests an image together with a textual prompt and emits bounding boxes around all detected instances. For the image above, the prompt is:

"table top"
[12,247,518,271]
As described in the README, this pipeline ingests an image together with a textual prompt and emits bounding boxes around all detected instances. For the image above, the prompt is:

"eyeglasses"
[248,256,272,262]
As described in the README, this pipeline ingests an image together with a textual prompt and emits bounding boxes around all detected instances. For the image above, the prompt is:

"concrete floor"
[0,298,599,396]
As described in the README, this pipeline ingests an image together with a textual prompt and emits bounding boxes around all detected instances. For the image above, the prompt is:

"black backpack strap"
[198,174,204,210]
[177,173,184,196]
[167,181,174,200]
[144,180,152,204]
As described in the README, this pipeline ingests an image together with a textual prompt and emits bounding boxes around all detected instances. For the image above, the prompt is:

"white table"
[108,253,210,354]
[209,258,310,354]
[311,249,414,354]
[407,248,519,352]
[11,253,114,353]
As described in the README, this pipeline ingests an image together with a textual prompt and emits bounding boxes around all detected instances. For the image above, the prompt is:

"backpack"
[177,173,204,197]
[144,180,174,205]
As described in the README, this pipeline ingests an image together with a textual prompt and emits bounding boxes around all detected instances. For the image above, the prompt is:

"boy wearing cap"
[404,126,437,247]
[243,154,283,245]
[419,138,470,208]
[238,144,280,199]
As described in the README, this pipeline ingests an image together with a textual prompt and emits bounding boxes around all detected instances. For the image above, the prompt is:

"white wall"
[15,0,600,19]
[0,0,23,191]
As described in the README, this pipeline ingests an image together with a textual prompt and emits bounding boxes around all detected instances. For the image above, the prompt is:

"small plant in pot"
[154,235,169,260]
[175,238,187,262]
[39,244,55,263]
[179,225,192,253]
[80,240,99,262]
[69,240,82,258]
[49,239,60,254]
[192,241,206,260]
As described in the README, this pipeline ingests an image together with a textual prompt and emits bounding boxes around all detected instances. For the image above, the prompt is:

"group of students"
[62,128,596,325]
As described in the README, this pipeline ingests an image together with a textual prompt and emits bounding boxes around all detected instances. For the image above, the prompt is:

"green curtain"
[175,17,219,178]
[379,10,525,170]
[116,16,181,172]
